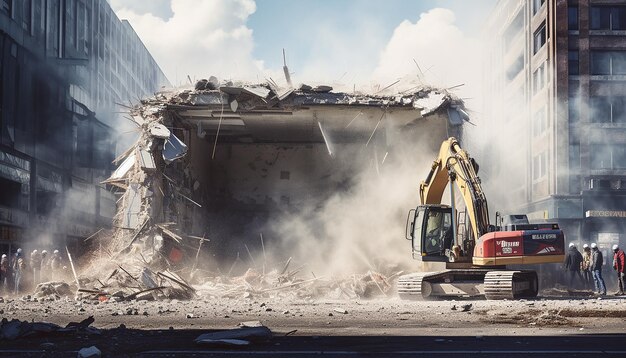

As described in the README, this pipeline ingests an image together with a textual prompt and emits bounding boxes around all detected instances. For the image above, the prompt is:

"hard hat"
[613,244,619,251]
[569,242,575,248]
[1,254,6,258]
[583,244,589,249]
[53,250,59,254]
[16,248,22,253]
[32,249,38,253]
[591,243,598,249]
[42,250,47,254]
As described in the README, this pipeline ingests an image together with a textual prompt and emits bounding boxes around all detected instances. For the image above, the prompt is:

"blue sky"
[248,0,496,71]
[110,0,496,90]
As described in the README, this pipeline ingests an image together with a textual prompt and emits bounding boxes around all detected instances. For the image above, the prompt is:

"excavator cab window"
[412,206,453,261]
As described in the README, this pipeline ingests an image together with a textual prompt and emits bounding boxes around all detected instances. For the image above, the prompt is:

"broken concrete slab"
[122,183,142,229]
[0,316,100,341]
[413,91,447,116]
[195,326,272,345]
[77,346,101,358]
[110,153,135,180]
[139,148,156,171]
[148,123,171,139]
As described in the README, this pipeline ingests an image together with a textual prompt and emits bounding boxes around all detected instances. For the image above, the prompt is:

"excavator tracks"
[397,272,437,300]
[483,270,538,300]
[397,270,538,300]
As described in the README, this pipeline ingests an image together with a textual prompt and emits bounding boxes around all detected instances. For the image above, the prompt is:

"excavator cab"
[407,204,454,262]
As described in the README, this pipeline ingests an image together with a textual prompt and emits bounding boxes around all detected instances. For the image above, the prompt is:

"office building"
[484,0,626,252]
[0,0,169,254]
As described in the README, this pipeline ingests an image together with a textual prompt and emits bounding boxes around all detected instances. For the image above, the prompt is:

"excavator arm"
[419,137,490,242]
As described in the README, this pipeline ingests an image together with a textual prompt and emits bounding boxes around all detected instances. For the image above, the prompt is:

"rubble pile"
[75,266,196,302]
[195,265,401,300]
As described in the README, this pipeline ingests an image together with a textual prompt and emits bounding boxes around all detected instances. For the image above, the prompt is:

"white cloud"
[111,0,265,85]
[108,0,173,20]
[373,8,482,99]
[109,2,483,98]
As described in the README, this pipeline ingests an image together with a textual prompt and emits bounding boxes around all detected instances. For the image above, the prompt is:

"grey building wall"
[0,0,169,255]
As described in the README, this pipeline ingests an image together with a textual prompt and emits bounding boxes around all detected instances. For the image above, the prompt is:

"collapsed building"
[85,78,469,299]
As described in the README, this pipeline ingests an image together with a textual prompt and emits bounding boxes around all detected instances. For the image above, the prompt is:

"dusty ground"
[2,293,626,337]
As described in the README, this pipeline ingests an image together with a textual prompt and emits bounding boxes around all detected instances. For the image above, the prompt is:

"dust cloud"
[265,118,443,277]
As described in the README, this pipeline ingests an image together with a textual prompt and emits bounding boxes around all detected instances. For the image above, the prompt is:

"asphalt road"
[3,295,626,357]
[1,330,626,357]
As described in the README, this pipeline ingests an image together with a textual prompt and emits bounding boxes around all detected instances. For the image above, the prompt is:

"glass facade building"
[0,0,169,254]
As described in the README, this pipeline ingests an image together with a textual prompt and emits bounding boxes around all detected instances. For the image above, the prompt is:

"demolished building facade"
[98,79,469,281]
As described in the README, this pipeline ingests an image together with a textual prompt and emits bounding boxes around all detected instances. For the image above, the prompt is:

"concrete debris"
[412,90,448,116]
[75,266,195,302]
[0,316,99,341]
[33,281,72,299]
[194,266,399,300]
[195,326,272,346]
[77,346,102,358]
[139,148,156,171]
[109,153,135,180]
[148,123,171,139]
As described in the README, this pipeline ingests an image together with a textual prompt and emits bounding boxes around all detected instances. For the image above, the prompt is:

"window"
[534,23,547,54]
[504,11,524,52]
[591,144,613,169]
[591,6,626,30]
[533,152,548,180]
[591,51,626,75]
[589,96,626,123]
[533,107,548,137]
[590,97,611,123]
[533,62,546,95]
[614,146,626,169]
[591,51,611,75]
[506,53,524,82]
[533,0,546,15]
[569,7,579,30]
[569,51,579,75]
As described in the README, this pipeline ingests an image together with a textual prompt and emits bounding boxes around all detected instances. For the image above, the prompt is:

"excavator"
[397,137,565,300]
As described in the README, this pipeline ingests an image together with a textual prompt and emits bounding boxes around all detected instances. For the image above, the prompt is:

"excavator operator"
[423,211,454,256]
